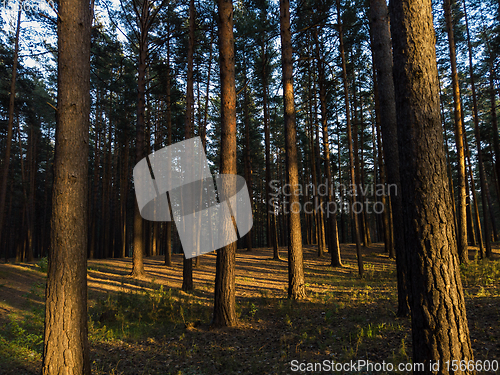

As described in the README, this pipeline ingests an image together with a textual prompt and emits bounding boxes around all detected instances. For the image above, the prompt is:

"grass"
[0,244,499,374]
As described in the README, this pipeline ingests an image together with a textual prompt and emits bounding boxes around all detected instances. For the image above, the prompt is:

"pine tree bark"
[369,0,409,315]
[213,0,238,326]
[280,0,306,299]
[444,0,468,264]
[42,0,91,371]
[390,0,474,369]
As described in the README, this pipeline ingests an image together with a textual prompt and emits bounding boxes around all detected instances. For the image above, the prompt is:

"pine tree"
[213,0,238,327]
[280,0,306,299]
[390,0,474,368]
[42,0,91,372]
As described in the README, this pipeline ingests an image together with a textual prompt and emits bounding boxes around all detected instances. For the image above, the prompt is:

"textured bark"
[336,0,363,276]
[369,0,409,316]
[444,0,468,264]
[390,0,474,370]
[213,0,237,326]
[280,0,306,299]
[41,0,91,372]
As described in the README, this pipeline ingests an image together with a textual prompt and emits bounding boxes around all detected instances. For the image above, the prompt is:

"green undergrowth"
[0,282,45,372]
[1,252,499,374]
[461,257,500,289]
[88,284,211,343]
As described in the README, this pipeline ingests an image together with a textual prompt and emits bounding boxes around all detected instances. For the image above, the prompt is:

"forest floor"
[0,243,499,374]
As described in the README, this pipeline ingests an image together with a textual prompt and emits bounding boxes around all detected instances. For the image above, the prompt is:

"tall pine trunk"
[314,30,342,267]
[131,0,151,278]
[261,41,279,259]
[280,0,306,299]
[369,0,409,316]
[213,0,238,326]
[182,0,195,291]
[336,0,363,276]
[42,0,91,371]
[444,0,468,264]
[243,66,253,252]
[0,7,21,258]
[463,0,492,258]
[390,0,474,369]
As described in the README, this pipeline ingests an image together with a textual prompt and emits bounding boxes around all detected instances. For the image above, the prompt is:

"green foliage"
[249,303,258,318]
[89,285,208,342]
[0,309,44,371]
[37,257,48,274]
[460,259,500,288]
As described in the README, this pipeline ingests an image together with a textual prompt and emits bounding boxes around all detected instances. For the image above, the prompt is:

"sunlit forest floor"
[1,243,499,374]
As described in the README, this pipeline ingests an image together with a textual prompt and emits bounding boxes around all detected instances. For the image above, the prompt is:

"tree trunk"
[444,0,468,264]
[182,0,195,292]
[0,7,21,258]
[131,0,150,278]
[488,55,500,210]
[16,120,34,262]
[372,77,391,253]
[42,0,91,371]
[440,83,460,244]
[336,0,363,276]
[307,66,327,258]
[462,0,491,258]
[369,0,408,315]
[243,65,253,252]
[280,0,306,299]
[164,21,173,267]
[213,0,238,326]
[358,94,372,247]
[390,0,474,369]
[261,41,280,259]
[314,29,342,267]
[463,1,488,258]
[313,96,327,258]
[120,136,129,258]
